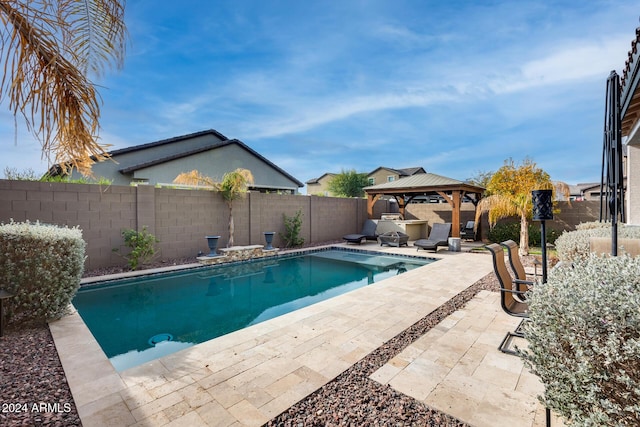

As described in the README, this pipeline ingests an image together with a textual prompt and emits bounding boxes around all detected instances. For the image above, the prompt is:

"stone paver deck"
[48,244,560,426]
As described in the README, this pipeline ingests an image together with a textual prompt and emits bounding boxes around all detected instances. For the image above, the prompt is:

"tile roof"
[118,138,304,187]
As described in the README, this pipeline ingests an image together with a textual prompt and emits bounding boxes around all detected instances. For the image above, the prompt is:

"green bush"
[0,220,86,321]
[488,222,559,246]
[554,222,640,262]
[522,254,640,426]
[113,227,159,270]
[280,210,304,248]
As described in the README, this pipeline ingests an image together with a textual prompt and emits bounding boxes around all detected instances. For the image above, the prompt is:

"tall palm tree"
[475,158,569,256]
[174,168,254,247]
[0,0,126,175]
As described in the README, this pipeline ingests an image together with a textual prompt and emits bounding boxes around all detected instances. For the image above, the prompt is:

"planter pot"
[263,232,275,250]
[205,235,221,257]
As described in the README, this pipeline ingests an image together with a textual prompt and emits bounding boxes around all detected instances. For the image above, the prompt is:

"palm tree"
[218,168,254,247]
[475,158,569,256]
[0,1,126,176]
[173,168,254,247]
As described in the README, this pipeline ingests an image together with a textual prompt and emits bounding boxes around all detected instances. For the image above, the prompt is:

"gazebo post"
[366,194,380,218]
[451,190,461,237]
[438,190,461,238]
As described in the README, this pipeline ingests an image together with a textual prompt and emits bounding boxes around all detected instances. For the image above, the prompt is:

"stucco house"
[307,166,426,196]
[51,129,304,193]
[305,173,337,196]
[366,166,426,186]
[621,27,640,224]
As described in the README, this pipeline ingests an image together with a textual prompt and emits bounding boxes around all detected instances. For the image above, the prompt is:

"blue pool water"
[73,249,434,371]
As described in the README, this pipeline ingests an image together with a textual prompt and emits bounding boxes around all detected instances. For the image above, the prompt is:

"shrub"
[575,221,610,230]
[280,210,304,248]
[0,220,86,321]
[488,222,559,246]
[554,223,640,262]
[113,227,159,270]
[522,254,640,426]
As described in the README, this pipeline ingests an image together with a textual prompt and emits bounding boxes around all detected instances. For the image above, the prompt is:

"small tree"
[113,227,159,270]
[475,158,567,255]
[328,169,369,197]
[280,210,305,248]
[173,168,254,247]
[465,169,493,188]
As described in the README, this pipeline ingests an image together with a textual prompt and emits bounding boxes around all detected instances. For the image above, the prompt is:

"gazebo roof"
[363,173,485,238]
[364,172,485,194]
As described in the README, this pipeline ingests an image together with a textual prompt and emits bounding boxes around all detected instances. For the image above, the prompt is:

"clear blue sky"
[1,0,638,188]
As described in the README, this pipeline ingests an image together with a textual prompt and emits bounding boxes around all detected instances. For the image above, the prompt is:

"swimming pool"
[73,248,434,371]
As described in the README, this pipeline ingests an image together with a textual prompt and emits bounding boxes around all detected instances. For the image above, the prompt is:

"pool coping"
[79,244,438,287]
[50,244,493,426]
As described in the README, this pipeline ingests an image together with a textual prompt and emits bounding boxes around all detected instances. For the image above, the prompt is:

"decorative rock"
[197,245,278,265]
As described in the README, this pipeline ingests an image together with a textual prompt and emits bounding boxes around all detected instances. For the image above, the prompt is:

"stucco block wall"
[627,145,640,225]
[0,181,368,270]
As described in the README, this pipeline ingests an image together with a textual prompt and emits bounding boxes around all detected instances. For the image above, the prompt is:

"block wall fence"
[0,179,599,270]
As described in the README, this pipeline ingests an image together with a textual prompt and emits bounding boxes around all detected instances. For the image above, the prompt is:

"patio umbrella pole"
[602,70,624,256]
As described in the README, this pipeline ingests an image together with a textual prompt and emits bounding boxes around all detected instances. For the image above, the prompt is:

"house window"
[368,178,375,185]
[387,176,395,182]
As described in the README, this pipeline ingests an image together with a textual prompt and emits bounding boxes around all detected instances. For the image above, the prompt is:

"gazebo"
[364,173,485,238]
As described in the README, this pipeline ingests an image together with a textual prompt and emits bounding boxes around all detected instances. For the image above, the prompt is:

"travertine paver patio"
[48,244,558,426]
[370,289,564,427]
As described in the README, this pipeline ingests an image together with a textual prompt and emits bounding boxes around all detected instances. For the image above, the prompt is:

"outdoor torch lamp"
[532,189,553,284]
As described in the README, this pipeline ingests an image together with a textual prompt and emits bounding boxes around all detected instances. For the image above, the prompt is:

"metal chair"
[486,243,530,355]
[460,221,476,240]
[501,240,538,295]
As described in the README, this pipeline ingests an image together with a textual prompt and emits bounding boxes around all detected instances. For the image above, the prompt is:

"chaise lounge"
[342,219,378,244]
[413,223,451,252]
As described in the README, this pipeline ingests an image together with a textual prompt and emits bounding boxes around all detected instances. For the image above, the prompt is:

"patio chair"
[413,223,451,252]
[486,243,530,355]
[342,219,378,244]
[501,240,537,295]
[460,221,476,241]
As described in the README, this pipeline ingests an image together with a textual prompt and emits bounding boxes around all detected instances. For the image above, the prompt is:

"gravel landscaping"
[0,248,522,427]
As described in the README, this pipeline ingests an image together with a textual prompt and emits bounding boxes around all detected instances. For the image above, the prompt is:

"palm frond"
[173,170,215,187]
[60,0,126,76]
[475,194,519,227]
[0,1,126,175]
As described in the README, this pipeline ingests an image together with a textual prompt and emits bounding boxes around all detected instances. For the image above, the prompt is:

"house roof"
[568,182,601,196]
[118,137,304,187]
[109,129,229,157]
[367,166,426,176]
[621,27,640,139]
[364,172,474,191]
[306,173,336,184]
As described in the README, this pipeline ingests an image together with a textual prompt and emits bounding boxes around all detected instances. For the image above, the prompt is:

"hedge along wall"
[0,180,368,270]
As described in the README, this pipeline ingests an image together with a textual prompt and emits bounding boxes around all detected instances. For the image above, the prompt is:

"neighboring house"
[306,166,426,196]
[306,173,337,196]
[51,129,304,193]
[568,182,604,201]
[620,27,640,224]
[366,166,426,186]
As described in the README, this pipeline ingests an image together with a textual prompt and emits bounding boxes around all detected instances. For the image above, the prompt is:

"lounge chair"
[501,240,537,294]
[342,219,378,244]
[460,221,476,241]
[414,223,451,252]
[486,243,530,355]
